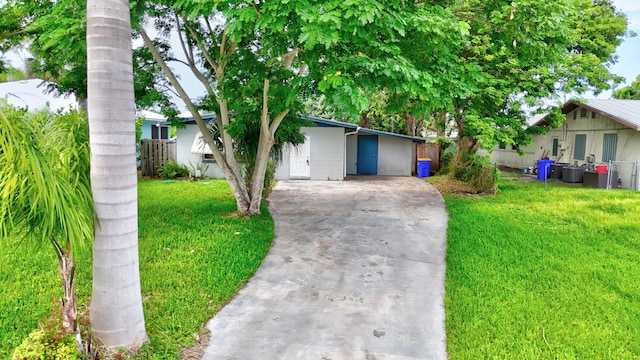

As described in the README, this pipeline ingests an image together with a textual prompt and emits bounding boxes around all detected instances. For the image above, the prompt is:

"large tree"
[133,0,467,215]
[440,0,630,185]
[86,0,147,350]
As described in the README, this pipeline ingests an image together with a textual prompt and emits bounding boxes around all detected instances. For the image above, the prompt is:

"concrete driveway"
[203,176,449,359]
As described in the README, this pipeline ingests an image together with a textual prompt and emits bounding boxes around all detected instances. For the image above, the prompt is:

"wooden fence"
[416,143,440,172]
[140,139,177,177]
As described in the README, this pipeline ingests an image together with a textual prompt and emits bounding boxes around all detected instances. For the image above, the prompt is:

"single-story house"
[175,115,425,180]
[138,110,170,140]
[490,99,640,188]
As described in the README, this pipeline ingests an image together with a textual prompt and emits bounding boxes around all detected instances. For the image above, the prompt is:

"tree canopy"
[613,75,640,99]
[1,0,633,199]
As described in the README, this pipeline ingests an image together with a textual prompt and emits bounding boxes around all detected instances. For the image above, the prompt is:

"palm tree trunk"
[87,0,147,350]
[51,238,77,336]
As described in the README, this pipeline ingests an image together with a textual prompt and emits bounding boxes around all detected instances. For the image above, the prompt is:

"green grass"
[0,179,273,359]
[444,177,640,359]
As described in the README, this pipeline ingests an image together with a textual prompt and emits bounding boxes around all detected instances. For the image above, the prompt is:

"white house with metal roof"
[490,99,640,187]
[0,79,77,111]
[175,115,425,180]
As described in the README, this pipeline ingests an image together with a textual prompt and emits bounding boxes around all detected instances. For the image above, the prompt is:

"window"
[499,143,506,150]
[512,144,520,152]
[573,111,577,120]
[580,108,588,118]
[203,154,216,162]
[574,134,586,160]
[151,125,170,139]
[591,111,596,119]
[552,138,559,156]
[602,133,617,162]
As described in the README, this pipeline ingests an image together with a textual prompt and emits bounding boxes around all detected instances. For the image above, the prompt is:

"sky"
[593,0,640,98]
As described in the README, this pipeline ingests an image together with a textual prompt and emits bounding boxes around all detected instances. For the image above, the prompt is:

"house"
[138,110,170,139]
[490,99,640,188]
[175,115,425,180]
[0,79,77,111]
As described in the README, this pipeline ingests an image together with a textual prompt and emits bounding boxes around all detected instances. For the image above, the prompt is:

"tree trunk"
[51,239,76,336]
[247,131,274,215]
[454,135,480,165]
[87,0,147,351]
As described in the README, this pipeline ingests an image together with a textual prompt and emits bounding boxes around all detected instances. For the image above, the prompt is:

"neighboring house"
[490,99,640,187]
[0,79,77,111]
[138,110,170,139]
[175,115,425,180]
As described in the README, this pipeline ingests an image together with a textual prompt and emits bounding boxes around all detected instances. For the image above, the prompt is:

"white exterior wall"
[307,127,345,180]
[378,136,413,176]
[275,126,345,180]
[175,125,227,179]
[346,135,358,175]
[177,123,418,180]
[489,108,640,180]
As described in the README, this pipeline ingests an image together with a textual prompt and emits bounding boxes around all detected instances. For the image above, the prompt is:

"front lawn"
[0,179,273,359]
[443,177,640,359]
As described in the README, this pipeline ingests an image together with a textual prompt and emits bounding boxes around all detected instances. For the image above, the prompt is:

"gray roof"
[0,79,77,111]
[573,100,640,131]
[299,116,426,143]
[534,99,640,131]
[178,114,426,143]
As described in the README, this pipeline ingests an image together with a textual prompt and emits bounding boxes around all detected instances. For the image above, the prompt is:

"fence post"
[140,139,177,177]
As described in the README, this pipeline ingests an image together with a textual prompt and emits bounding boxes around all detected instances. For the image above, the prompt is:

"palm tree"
[0,102,92,341]
[86,0,147,350]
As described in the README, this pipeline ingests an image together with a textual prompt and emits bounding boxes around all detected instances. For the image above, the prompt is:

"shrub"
[187,161,210,180]
[262,159,277,197]
[12,329,82,360]
[12,305,84,360]
[157,160,189,179]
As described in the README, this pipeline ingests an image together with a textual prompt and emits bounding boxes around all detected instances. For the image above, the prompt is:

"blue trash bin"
[418,158,432,178]
[536,159,555,180]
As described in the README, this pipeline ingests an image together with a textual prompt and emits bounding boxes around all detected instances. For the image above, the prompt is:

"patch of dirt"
[179,328,211,360]
[425,175,495,196]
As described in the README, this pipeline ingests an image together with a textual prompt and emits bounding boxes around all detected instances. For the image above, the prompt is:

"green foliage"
[2,179,274,359]
[187,161,210,180]
[445,179,640,358]
[449,154,497,194]
[446,0,631,154]
[262,159,277,198]
[613,75,640,99]
[135,117,145,145]
[0,240,91,360]
[12,329,81,360]
[136,180,273,358]
[0,67,27,82]
[157,160,189,180]
[0,0,178,111]
[0,101,93,253]
[12,304,83,360]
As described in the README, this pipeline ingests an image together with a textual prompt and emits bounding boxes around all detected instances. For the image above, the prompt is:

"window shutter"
[574,134,586,161]
[602,133,617,162]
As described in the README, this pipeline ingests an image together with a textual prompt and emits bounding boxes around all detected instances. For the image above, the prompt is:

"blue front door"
[357,136,378,175]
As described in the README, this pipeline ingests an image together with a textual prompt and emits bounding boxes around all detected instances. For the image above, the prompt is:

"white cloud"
[615,0,640,12]
[615,0,640,31]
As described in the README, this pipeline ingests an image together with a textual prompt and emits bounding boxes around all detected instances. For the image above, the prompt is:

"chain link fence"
[607,161,639,190]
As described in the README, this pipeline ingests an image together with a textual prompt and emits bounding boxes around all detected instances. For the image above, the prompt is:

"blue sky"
[601,0,640,98]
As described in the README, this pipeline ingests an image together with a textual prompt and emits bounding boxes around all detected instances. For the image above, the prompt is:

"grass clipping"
[426,174,495,196]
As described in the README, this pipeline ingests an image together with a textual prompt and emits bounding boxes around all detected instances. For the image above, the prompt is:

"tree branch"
[185,21,218,72]
[261,79,271,136]
[174,14,195,66]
